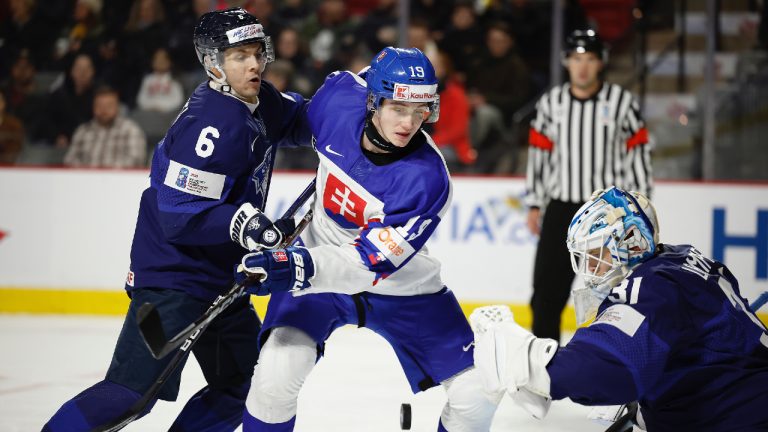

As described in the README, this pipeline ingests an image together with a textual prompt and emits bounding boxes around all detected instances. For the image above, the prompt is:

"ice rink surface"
[0,314,612,432]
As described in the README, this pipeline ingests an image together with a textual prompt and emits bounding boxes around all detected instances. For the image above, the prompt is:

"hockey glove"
[230,203,296,251]
[235,246,315,296]
[471,305,558,419]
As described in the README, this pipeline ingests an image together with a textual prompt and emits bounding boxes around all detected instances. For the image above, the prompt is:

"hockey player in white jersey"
[471,187,768,431]
[233,47,502,431]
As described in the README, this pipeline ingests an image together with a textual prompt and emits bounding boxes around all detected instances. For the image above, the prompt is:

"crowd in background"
[0,0,596,172]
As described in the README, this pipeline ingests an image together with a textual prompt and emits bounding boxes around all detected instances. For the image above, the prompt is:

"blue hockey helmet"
[366,47,440,123]
[193,7,275,81]
[566,187,658,323]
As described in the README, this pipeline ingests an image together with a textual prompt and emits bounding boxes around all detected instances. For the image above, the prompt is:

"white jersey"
[299,71,452,297]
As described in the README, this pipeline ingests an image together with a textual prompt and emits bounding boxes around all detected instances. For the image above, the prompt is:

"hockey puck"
[400,403,412,430]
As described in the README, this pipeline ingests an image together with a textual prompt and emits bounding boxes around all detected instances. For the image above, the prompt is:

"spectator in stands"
[167,0,211,73]
[244,0,285,38]
[430,49,475,172]
[0,92,25,164]
[263,59,296,94]
[498,0,551,93]
[0,0,58,73]
[356,0,399,55]
[440,1,484,77]
[408,18,438,61]
[0,51,48,144]
[409,0,453,37]
[468,21,530,126]
[275,27,314,96]
[54,0,104,67]
[64,86,146,168]
[301,0,357,84]
[274,0,311,28]
[467,21,530,173]
[136,47,184,113]
[118,0,169,107]
[45,53,97,148]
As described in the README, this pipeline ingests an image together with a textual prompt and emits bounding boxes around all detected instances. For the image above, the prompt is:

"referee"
[525,29,653,341]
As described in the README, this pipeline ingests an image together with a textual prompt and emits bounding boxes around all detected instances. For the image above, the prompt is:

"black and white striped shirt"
[525,82,652,207]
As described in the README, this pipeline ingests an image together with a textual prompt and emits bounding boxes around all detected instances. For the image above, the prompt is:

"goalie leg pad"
[245,327,316,424]
[439,367,502,432]
[43,379,145,431]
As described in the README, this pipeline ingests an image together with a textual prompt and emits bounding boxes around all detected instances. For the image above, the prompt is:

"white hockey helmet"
[566,187,659,323]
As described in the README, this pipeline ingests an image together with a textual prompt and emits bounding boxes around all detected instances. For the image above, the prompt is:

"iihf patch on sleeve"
[365,226,416,268]
[591,304,645,337]
[163,160,226,199]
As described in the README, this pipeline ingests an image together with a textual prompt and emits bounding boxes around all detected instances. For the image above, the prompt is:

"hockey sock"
[42,380,145,432]
[243,411,296,432]
[169,382,249,432]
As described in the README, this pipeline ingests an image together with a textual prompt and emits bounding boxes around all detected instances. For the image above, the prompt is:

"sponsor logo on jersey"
[176,167,189,188]
[393,83,437,102]
[366,226,416,267]
[323,173,367,227]
[126,271,134,287]
[226,24,265,44]
[164,160,226,199]
[272,250,288,262]
[592,304,645,337]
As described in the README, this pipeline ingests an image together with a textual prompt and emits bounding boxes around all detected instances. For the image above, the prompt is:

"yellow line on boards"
[6,288,765,332]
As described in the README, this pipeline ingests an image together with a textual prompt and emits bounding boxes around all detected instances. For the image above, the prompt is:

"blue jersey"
[127,81,310,301]
[548,244,768,431]
[297,71,452,296]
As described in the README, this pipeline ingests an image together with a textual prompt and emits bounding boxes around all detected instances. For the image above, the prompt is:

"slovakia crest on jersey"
[323,173,367,228]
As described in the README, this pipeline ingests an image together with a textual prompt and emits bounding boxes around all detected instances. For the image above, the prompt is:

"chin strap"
[208,80,259,107]
[364,113,416,155]
[364,113,401,153]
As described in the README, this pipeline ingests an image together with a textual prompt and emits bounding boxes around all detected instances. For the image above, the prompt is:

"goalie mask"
[193,7,275,86]
[366,47,440,124]
[566,187,659,324]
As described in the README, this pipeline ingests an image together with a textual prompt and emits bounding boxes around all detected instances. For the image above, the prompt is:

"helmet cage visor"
[196,36,274,79]
[367,87,440,123]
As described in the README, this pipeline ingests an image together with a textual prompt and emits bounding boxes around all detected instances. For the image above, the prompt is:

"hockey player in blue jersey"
[43,8,311,431]
[233,47,502,431]
[471,187,768,431]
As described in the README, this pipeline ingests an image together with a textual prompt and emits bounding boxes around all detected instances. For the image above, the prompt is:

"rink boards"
[0,168,766,329]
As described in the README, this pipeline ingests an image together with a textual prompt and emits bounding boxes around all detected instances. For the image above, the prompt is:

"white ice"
[0,314,612,432]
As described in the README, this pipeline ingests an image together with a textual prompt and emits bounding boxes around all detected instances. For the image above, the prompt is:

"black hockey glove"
[230,203,296,251]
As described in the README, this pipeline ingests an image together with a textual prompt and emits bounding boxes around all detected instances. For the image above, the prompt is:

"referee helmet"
[562,29,607,63]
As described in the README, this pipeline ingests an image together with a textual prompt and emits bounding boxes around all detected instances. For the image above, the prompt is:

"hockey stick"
[139,179,316,359]
[750,291,768,313]
[603,401,638,432]
[91,178,316,432]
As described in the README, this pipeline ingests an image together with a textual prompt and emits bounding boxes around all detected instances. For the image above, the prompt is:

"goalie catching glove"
[230,203,296,251]
[470,305,559,419]
[235,246,315,296]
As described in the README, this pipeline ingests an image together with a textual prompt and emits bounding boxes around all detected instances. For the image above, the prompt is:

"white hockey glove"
[230,203,295,251]
[470,305,558,420]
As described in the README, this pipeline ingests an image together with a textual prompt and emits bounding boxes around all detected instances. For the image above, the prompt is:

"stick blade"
[137,302,167,359]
